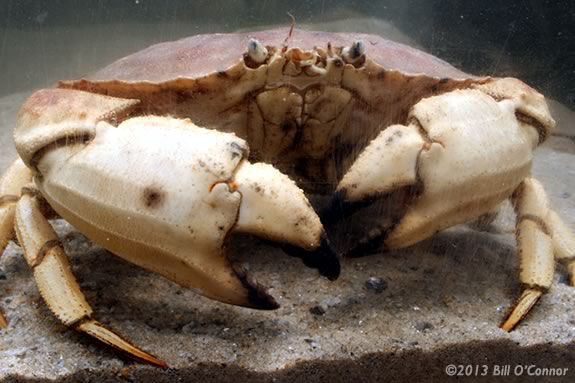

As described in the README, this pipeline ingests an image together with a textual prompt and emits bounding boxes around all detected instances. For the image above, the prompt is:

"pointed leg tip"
[500,319,516,332]
[500,288,543,332]
[141,355,170,369]
[76,319,167,368]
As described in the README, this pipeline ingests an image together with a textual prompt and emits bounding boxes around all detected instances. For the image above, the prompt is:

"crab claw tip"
[282,234,341,281]
[320,189,347,225]
[321,189,375,226]
[232,263,280,310]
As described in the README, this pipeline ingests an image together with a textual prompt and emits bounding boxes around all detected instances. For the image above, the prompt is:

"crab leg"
[501,178,556,331]
[13,188,167,367]
[0,160,32,253]
[545,210,575,285]
[0,159,33,328]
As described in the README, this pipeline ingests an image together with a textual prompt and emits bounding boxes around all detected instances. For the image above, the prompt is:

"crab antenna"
[247,38,268,64]
[283,12,296,47]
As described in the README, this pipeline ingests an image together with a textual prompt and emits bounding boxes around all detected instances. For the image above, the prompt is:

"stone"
[365,277,387,293]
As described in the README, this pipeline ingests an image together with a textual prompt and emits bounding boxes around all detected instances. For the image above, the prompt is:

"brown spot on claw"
[142,186,164,209]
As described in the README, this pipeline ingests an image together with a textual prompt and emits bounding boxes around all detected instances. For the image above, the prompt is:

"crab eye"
[342,40,365,65]
[246,38,268,66]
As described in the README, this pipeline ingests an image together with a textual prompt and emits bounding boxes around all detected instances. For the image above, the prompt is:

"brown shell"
[57,28,485,193]
[86,28,468,83]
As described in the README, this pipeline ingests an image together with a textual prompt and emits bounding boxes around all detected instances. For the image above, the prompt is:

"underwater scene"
[1,1,574,381]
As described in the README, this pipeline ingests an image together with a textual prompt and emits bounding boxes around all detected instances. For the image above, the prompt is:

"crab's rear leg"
[13,187,167,367]
[546,210,575,285]
[501,178,555,330]
[501,178,575,330]
[0,159,33,328]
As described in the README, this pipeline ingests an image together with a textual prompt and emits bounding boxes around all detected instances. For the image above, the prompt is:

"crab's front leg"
[13,185,168,366]
[0,159,33,327]
[330,78,575,329]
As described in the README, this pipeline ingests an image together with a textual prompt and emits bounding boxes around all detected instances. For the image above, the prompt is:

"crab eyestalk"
[342,41,365,64]
[245,38,269,67]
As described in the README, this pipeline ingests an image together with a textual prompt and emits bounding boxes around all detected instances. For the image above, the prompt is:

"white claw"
[342,41,365,64]
[247,38,268,64]
[233,160,324,250]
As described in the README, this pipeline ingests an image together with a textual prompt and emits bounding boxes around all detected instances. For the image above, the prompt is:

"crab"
[1,27,574,367]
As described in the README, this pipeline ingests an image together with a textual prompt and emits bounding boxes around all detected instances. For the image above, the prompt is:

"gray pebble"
[365,277,387,293]
[414,321,434,332]
[309,305,326,316]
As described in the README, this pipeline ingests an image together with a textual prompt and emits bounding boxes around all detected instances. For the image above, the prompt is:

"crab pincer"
[0,89,339,365]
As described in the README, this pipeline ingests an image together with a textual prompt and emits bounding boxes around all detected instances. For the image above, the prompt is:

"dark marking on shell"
[217,70,229,78]
[142,186,165,209]
[516,112,548,144]
[174,90,189,104]
[385,129,403,145]
[192,81,211,95]
[431,78,451,93]
[229,141,248,159]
